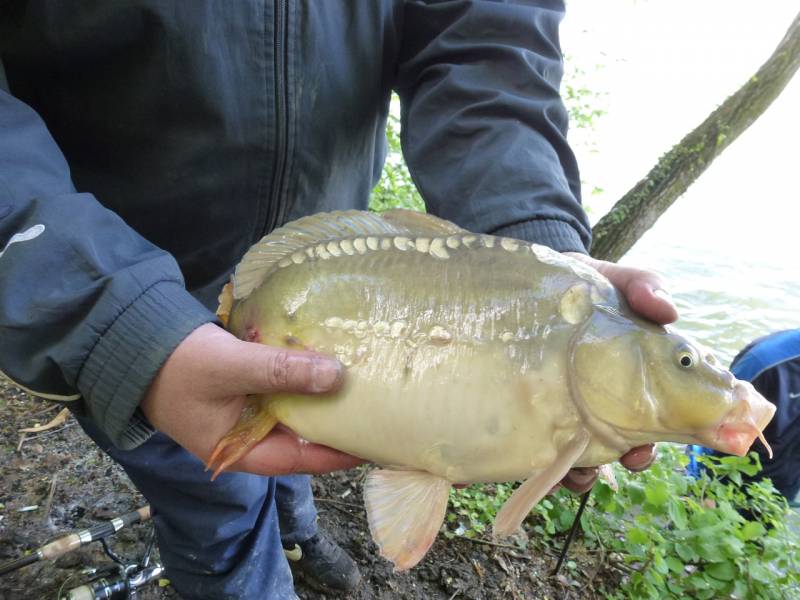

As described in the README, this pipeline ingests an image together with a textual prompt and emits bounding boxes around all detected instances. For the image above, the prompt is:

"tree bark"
[590,11,800,262]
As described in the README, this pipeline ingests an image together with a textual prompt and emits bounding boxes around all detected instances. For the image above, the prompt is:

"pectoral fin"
[494,429,590,538]
[206,396,277,480]
[364,468,451,571]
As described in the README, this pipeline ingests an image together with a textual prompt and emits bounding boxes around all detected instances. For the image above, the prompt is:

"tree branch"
[591,11,800,262]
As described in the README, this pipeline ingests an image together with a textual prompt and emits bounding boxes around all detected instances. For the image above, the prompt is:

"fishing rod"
[58,525,163,600]
[0,506,151,576]
[0,504,162,599]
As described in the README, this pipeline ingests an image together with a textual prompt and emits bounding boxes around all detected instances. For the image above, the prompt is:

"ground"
[0,380,618,599]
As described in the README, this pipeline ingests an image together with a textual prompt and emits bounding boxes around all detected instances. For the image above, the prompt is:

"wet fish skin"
[227,229,601,483]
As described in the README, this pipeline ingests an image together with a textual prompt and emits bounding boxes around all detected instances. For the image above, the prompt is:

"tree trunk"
[590,11,800,262]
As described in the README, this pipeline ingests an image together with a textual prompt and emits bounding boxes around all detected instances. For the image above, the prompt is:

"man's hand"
[141,323,365,477]
[558,252,679,493]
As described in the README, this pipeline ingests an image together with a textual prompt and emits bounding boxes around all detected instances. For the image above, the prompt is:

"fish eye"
[675,345,697,369]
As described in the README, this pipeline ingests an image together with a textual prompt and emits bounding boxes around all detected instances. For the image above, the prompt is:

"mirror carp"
[210,210,775,570]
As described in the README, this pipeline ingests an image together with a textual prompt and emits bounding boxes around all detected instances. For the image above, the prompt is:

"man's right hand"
[140,323,365,476]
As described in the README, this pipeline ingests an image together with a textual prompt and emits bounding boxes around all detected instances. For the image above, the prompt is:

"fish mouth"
[697,381,776,458]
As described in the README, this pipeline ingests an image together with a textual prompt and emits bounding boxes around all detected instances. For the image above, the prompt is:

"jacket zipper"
[263,0,290,237]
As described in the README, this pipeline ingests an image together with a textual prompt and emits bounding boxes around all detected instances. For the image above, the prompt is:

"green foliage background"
[446,447,799,599]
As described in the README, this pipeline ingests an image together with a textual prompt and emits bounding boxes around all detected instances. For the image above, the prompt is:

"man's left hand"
[558,252,679,493]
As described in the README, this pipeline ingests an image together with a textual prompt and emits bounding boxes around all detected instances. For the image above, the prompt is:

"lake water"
[623,228,800,367]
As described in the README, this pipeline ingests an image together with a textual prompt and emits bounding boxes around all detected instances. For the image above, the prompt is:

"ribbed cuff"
[491,219,589,254]
[77,280,217,449]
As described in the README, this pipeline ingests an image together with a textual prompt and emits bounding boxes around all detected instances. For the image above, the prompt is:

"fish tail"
[206,396,277,480]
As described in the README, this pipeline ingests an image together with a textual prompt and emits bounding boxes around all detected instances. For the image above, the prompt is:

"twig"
[28,404,59,418]
[16,432,27,452]
[448,591,459,600]
[18,407,70,433]
[316,499,367,523]
[608,558,634,574]
[314,497,362,509]
[42,474,58,524]
[21,422,76,443]
[456,536,526,552]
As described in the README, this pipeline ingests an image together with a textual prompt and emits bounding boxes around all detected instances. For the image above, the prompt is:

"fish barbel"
[209,210,775,570]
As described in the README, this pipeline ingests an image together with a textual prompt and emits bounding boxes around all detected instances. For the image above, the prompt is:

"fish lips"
[696,381,776,458]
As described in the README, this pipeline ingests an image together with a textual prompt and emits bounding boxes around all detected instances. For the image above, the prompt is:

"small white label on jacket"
[0,224,45,259]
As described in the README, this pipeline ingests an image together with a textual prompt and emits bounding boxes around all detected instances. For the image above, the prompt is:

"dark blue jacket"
[730,329,800,501]
[0,0,590,448]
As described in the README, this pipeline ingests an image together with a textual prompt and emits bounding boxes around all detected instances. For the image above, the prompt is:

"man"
[0,2,674,598]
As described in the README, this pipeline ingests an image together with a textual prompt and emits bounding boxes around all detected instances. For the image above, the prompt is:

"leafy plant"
[446,445,799,599]
[446,483,513,539]
[581,447,799,599]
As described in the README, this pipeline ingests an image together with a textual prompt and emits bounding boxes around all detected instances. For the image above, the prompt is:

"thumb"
[564,253,679,325]
[224,339,344,396]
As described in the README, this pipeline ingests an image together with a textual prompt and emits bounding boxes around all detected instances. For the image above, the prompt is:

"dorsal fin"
[379,209,467,236]
[232,210,468,300]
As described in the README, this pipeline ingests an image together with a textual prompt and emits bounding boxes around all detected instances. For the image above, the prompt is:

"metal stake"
[552,490,591,576]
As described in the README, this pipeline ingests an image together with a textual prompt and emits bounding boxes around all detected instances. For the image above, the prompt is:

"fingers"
[564,253,678,325]
[622,277,679,325]
[619,443,657,472]
[237,427,366,476]
[223,337,344,397]
[555,444,658,496]
[560,467,598,494]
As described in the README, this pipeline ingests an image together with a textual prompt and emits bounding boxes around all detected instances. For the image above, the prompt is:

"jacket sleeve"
[0,88,216,449]
[396,0,590,253]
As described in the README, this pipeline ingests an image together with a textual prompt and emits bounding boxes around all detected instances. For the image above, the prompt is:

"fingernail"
[310,358,343,392]
[627,444,657,472]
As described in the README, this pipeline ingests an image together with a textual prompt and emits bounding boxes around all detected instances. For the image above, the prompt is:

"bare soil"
[0,380,617,599]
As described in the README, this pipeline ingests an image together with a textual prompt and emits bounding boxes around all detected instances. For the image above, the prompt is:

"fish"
[209,209,775,570]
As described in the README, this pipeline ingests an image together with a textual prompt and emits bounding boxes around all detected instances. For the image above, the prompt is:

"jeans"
[76,416,318,600]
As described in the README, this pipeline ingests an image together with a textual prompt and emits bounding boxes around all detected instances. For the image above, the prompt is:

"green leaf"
[653,551,669,575]
[594,481,613,506]
[694,542,722,562]
[748,562,772,584]
[720,535,745,559]
[628,527,649,545]
[706,561,736,581]
[687,573,712,590]
[732,579,749,598]
[740,520,765,541]
[667,498,688,529]
[666,555,684,574]
[628,482,646,505]
[644,480,670,507]
[675,543,696,562]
